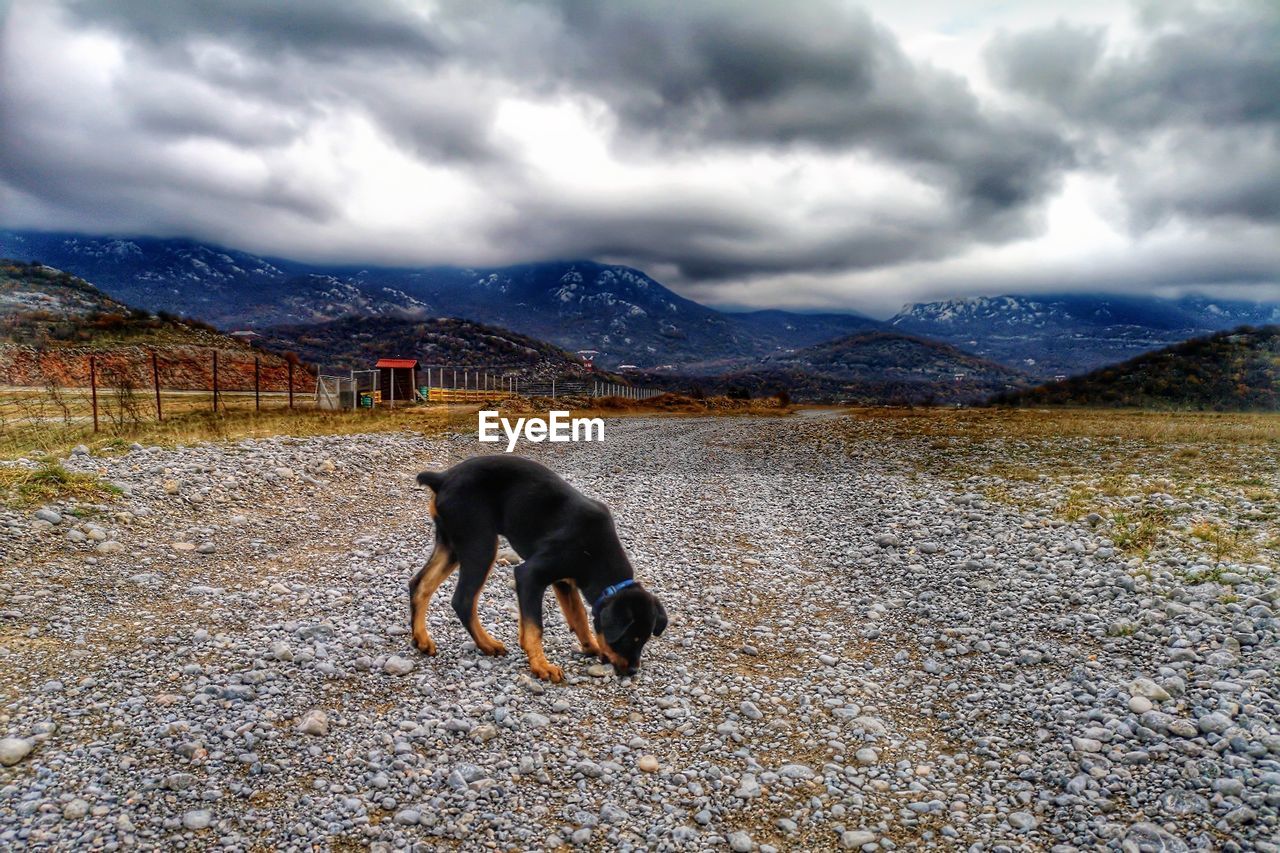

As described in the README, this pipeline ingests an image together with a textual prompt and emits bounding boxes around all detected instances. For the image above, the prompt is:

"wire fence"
[313,364,664,409]
[0,349,665,448]
[0,348,318,440]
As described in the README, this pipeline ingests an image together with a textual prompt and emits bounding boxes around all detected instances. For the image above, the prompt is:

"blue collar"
[592,579,636,617]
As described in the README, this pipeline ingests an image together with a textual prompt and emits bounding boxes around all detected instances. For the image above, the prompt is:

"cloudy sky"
[1,0,1276,316]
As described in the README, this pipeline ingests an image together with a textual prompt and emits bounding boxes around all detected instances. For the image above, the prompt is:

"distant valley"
[2,230,1277,404]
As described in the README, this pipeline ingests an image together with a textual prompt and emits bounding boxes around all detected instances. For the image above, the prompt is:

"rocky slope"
[891,294,1280,379]
[0,260,310,392]
[736,330,1029,403]
[257,315,600,381]
[0,415,1275,850]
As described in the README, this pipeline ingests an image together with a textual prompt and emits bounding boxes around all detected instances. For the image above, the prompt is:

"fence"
[314,365,664,408]
[0,348,318,442]
[518,379,661,400]
[0,349,666,448]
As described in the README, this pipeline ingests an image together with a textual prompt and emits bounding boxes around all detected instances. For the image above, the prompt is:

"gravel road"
[1,415,1277,851]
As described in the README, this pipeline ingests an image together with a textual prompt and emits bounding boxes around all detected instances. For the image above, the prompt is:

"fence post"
[89,355,98,433]
[254,357,261,412]
[288,361,294,409]
[151,350,162,421]
[212,350,219,413]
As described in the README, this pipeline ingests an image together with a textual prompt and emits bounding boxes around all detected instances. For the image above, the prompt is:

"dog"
[410,455,666,682]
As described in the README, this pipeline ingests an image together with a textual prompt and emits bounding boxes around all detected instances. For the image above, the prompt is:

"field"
[0,387,478,459]
[0,407,1276,850]
[0,388,790,459]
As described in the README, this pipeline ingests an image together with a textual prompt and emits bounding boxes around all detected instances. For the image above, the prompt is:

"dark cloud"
[447,1,1075,216]
[0,0,1275,310]
[64,0,442,63]
[486,194,968,282]
[987,1,1280,228]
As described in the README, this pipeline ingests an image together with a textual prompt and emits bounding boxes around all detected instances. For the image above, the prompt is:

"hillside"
[0,231,880,369]
[729,330,1029,403]
[716,309,882,353]
[992,326,1280,411]
[257,315,597,381]
[0,260,309,392]
[891,293,1280,378]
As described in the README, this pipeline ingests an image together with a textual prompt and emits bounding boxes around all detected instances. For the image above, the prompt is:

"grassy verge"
[500,392,795,417]
[0,403,478,460]
[834,407,1280,567]
[0,461,122,507]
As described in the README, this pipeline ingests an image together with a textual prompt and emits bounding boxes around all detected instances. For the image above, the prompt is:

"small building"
[376,358,418,405]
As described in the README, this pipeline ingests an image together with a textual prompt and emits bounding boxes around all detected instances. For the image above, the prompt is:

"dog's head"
[593,585,667,677]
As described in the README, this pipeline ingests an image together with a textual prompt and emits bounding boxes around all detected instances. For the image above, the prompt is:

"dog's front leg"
[515,563,563,683]
[553,580,600,656]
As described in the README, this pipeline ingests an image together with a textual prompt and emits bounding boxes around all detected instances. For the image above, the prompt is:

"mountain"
[0,259,307,391]
[890,293,1280,378]
[257,315,600,382]
[992,325,1280,411]
[0,231,880,370]
[698,330,1030,404]
[718,309,882,351]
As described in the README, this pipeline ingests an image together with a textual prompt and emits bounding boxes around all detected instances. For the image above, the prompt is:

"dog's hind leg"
[451,537,508,657]
[553,580,600,656]
[409,535,458,656]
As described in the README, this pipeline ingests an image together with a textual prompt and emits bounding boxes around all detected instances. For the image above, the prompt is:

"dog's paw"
[531,662,564,683]
[480,641,508,657]
[412,633,437,656]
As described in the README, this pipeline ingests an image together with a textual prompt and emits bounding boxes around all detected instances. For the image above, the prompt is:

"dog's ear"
[652,598,667,637]
[603,609,635,647]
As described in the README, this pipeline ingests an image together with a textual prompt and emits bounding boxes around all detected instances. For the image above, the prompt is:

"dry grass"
[841,406,1280,444]
[834,407,1280,566]
[837,407,1279,490]
[1109,508,1170,556]
[0,400,475,459]
[0,461,122,507]
[499,392,794,418]
[1188,519,1261,563]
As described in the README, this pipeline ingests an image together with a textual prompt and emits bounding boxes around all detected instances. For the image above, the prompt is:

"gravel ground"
[0,414,1277,851]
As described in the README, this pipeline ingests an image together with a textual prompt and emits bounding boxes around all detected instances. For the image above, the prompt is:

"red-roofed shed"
[375,358,418,406]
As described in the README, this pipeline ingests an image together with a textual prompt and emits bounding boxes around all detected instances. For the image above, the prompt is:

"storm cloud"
[0,0,1276,314]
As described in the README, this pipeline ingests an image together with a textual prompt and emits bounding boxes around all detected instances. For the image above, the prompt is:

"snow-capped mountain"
[0,231,877,369]
[890,294,1280,377]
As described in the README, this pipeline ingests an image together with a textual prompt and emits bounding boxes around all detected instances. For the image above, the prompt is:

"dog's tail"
[416,471,445,491]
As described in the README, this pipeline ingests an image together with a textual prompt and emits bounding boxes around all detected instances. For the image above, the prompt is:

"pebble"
[382,655,414,675]
[63,799,90,820]
[296,709,329,736]
[842,830,877,848]
[0,737,33,766]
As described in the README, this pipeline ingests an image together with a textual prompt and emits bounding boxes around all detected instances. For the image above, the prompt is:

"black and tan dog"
[410,456,666,682]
